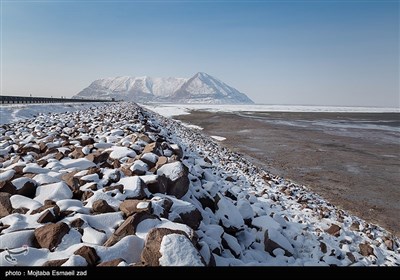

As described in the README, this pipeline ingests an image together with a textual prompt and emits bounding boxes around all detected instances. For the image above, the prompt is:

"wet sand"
[175,111,400,236]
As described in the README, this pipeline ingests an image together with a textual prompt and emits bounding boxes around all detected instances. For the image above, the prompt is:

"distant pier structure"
[0,95,115,104]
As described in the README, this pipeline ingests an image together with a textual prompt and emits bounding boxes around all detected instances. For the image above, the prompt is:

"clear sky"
[1,0,399,107]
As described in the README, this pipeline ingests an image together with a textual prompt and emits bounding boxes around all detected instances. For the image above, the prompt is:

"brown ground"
[175,111,400,237]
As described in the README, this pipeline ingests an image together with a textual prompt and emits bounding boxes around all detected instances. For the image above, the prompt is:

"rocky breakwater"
[0,102,399,266]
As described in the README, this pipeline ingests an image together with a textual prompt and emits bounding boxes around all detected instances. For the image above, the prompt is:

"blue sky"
[1,0,399,106]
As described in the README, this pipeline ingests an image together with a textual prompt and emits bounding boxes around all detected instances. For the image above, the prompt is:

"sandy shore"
[175,111,400,237]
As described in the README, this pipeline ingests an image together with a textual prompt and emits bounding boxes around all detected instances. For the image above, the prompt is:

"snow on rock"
[33,173,61,185]
[10,195,42,212]
[59,158,96,170]
[0,169,15,182]
[96,235,144,264]
[157,161,186,182]
[264,228,295,257]
[159,234,204,266]
[11,177,36,190]
[0,230,35,249]
[84,191,121,211]
[215,193,245,232]
[23,163,49,174]
[106,146,137,160]
[34,182,73,204]
[56,199,87,213]
[82,226,107,245]
[118,176,147,199]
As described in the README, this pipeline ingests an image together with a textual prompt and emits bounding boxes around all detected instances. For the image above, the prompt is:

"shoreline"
[174,110,400,237]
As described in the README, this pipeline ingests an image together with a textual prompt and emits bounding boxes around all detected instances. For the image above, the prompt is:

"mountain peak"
[75,73,254,104]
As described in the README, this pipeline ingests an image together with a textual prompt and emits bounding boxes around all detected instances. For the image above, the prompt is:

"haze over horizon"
[1,0,399,107]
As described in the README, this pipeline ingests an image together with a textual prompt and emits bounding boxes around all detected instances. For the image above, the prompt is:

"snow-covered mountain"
[74,72,254,104]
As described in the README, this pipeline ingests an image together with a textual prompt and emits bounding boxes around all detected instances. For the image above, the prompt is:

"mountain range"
[74,72,254,104]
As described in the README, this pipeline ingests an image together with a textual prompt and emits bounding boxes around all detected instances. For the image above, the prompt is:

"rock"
[346,252,356,263]
[141,228,190,266]
[104,212,158,247]
[138,133,152,144]
[54,152,65,161]
[120,165,133,177]
[0,193,13,218]
[12,207,29,214]
[31,204,56,215]
[150,196,173,218]
[119,176,147,199]
[69,147,85,159]
[325,224,341,237]
[221,233,242,258]
[170,144,183,159]
[70,218,85,228]
[14,178,37,198]
[61,172,80,191]
[81,191,94,201]
[350,221,360,231]
[0,181,17,195]
[147,175,169,195]
[35,182,73,204]
[74,246,100,266]
[214,193,244,234]
[196,192,216,212]
[119,200,152,217]
[92,199,115,213]
[34,222,70,251]
[42,259,68,266]
[80,137,95,146]
[264,228,294,257]
[114,212,156,237]
[359,243,375,257]
[143,142,160,155]
[140,152,158,169]
[384,239,394,251]
[37,210,56,223]
[156,162,190,199]
[130,160,148,176]
[153,156,168,171]
[0,169,15,183]
[225,176,236,182]
[178,208,202,230]
[97,258,125,266]
[103,185,124,193]
[320,241,327,253]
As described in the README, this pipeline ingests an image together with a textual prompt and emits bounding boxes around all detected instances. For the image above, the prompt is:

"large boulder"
[141,228,204,266]
[155,162,190,198]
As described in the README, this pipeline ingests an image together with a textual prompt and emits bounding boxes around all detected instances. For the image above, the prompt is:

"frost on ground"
[0,102,399,266]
